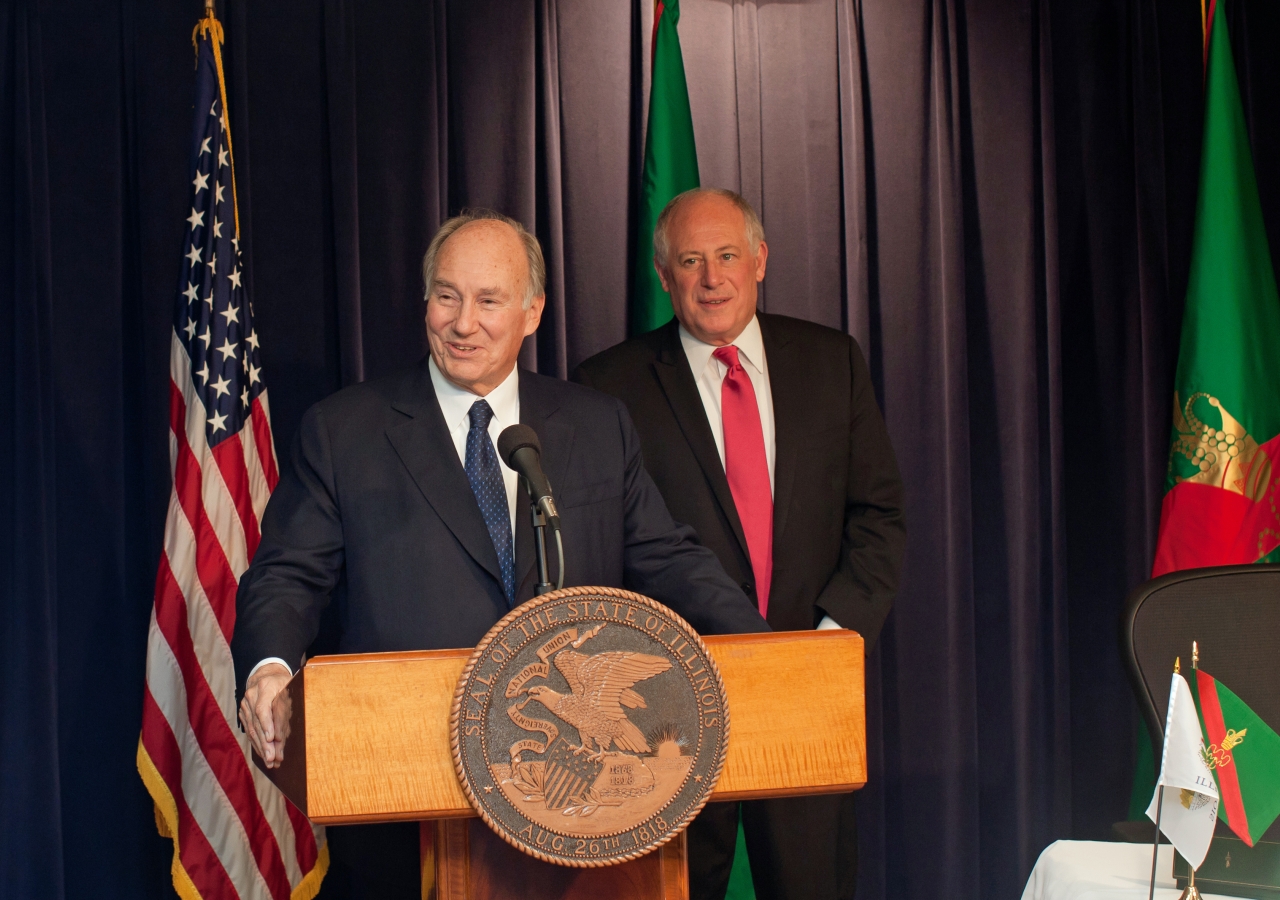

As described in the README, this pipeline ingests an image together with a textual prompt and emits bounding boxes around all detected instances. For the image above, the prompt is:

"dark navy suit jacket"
[231,358,767,690]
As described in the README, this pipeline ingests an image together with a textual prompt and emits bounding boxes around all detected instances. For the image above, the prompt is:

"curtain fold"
[322,0,365,386]
[1,2,63,896]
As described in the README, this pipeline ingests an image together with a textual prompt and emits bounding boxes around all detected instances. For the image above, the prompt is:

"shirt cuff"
[248,657,293,682]
[816,615,842,631]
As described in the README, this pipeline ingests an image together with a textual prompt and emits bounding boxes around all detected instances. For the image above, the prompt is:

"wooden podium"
[261,630,865,900]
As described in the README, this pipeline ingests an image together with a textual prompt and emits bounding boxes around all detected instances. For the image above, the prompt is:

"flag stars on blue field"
[173,85,264,447]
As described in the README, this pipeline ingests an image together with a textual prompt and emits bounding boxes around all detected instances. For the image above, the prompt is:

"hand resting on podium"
[239,662,292,768]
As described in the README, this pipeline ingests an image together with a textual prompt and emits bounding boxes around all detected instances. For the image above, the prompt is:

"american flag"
[136,15,327,899]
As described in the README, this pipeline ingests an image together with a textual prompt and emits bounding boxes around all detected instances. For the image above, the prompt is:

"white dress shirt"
[250,359,523,679]
[679,316,841,631]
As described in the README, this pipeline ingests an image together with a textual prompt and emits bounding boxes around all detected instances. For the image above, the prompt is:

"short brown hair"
[652,188,766,269]
[421,209,546,308]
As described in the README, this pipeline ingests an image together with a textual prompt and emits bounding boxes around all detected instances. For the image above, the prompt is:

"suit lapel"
[514,373,575,594]
[385,361,504,586]
[761,315,802,546]
[650,321,751,564]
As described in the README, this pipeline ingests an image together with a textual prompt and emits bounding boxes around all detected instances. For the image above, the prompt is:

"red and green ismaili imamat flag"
[633,0,699,336]
[1152,0,1280,575]
[1189,667,1280,846]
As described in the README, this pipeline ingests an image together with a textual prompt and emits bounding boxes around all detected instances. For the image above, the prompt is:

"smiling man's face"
[425,220,544,395]
[656,193,768,346]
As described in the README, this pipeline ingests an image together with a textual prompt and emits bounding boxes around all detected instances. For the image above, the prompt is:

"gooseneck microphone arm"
[497,425,564,594]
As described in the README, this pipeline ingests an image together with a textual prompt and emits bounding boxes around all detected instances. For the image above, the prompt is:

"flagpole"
[1149,784,1164,900]
[1179,643,1202,900]
[1152,655,1187,900]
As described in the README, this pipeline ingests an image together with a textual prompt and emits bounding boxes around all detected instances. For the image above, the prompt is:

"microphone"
[497,424,559,526]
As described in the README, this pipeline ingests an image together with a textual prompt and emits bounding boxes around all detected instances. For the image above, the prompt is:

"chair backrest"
[1121,564,1280,762]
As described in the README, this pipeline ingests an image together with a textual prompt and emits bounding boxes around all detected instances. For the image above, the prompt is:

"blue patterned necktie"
[464,400,516,605]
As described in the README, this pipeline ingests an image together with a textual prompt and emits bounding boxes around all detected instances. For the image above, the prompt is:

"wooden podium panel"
[268,630,865,824]
[708,631,865,801]
[422,821,688,900]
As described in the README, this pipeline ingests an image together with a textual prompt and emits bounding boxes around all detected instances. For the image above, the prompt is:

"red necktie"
[713,345,772,618]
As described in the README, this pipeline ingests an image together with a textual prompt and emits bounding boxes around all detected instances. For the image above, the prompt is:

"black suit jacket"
[231,359,767,690]
[574,314,905,646]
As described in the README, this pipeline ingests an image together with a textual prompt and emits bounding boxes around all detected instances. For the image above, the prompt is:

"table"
[1021,841,1245,900]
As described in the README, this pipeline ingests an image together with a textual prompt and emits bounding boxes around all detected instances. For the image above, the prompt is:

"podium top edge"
[303,628,862,669]
[702,629,863,647]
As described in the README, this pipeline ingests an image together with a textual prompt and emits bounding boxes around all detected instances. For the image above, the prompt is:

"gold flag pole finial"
[1192,641,1199,670]
[1175,657,1181,674]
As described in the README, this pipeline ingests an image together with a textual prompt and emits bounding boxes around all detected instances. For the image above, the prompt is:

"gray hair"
[652,188,766,270]
[421,208,546,309]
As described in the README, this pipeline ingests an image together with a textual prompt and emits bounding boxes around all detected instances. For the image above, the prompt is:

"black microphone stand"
[530,493,554,595]
[523,477,563,595]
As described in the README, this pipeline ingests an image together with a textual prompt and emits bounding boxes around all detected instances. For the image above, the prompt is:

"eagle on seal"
[527,643,671,761]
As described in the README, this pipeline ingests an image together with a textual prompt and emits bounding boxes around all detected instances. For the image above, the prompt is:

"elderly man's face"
[426,220,544,395]
[656,194,767,346]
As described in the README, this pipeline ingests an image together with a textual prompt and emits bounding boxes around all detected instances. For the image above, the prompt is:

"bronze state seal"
[450,586,729,866]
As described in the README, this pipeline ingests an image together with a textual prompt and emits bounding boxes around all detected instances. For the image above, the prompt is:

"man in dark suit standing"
[575,189,905,900]
[233,208,767,898]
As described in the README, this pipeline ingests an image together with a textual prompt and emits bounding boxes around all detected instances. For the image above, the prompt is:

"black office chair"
[1118,563,1280,842]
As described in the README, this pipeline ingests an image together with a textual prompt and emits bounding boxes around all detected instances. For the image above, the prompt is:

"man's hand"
[239,663,293,769]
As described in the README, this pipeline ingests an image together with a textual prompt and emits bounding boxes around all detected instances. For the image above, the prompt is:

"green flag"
[1151,0,1280,575]
[633,0,699,335]
[1131,0,1280,820]
[1190,667,1280,846]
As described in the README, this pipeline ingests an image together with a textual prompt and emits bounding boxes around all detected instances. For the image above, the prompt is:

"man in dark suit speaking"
[575,189,906,900]
[232,208,766,898]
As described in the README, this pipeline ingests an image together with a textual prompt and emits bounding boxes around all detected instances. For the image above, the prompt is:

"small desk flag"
[1189,668,1280,847]
[1147,673,1219,869]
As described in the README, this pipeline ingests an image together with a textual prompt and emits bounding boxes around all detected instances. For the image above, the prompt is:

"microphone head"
[497,424,541,468]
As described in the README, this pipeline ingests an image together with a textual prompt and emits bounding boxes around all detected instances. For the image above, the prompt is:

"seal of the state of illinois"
[450,586,729,867]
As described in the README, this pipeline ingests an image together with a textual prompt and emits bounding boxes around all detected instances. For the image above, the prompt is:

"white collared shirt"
[427,356,521,534]
[679,315,840,631]
[679,315,776,489]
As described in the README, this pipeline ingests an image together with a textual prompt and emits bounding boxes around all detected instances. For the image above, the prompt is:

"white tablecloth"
[1021,840,1245,900]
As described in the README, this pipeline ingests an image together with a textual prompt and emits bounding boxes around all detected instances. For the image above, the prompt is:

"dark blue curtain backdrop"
[4,0,1280,898]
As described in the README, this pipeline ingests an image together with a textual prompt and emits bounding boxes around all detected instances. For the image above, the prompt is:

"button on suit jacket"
[231,358,767,691]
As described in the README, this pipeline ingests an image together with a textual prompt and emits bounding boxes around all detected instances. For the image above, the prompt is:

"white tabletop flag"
[1146,672,1219,869]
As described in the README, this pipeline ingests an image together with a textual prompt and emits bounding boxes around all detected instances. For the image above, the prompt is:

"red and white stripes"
[139,332,326,900]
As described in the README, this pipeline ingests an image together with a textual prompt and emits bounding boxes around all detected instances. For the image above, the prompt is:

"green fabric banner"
[1151,0,1280,577]
[632,0,699,336]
